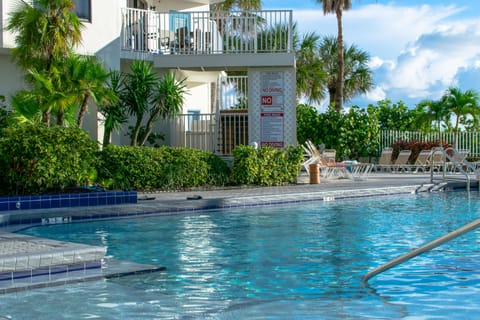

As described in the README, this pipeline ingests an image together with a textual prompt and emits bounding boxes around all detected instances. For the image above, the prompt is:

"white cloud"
[294,3,480,107]
[365,86,387,102]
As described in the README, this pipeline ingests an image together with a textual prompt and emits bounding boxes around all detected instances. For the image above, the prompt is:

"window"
[74,0,91,22]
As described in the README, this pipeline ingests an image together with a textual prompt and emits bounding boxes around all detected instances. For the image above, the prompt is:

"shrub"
[230,145,304,186]
[98,145,230,190]
[0,124,99,196]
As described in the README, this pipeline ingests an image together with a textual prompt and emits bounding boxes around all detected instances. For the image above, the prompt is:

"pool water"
[3,191,480,319]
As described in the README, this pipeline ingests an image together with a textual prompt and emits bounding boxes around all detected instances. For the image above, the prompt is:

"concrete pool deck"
[0,172,455,292]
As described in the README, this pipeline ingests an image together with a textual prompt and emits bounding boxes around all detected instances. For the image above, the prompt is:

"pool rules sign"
[260,71,284,148]
[248,67,296,148]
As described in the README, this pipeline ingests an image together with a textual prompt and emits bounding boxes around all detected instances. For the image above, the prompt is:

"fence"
[164,111,248,156]
[121,8,293,55]
[380,130,480,158]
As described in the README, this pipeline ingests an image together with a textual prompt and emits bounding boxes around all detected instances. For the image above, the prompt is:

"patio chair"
[322,149,336,163]
[301,143,320,175]
[405,149,433,173]
[374,148,393,172]
[392,150,412,172]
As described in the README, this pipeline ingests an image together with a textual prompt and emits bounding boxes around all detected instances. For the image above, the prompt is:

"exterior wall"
[0,53,24,101]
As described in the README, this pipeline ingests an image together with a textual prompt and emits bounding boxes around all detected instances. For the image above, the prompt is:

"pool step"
[0,233,106,292]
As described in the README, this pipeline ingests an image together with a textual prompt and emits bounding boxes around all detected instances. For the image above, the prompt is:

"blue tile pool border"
[0,191,137,212]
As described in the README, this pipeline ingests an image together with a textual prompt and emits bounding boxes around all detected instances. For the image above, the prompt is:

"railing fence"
[121,8,293,55]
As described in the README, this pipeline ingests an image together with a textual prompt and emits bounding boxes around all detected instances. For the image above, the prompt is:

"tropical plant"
[316,0,352,111]
[138,72,187,146]
[441,87,480,146]
[63,55,116,127]
[11,63,78,127]
[99,70,127,147]
[371,99,416,131]
[414,99,448,132]
[295,32,326,104]
[6,0,84,125]
[319,36,373,107]
[122,60,159,146]
[6,0,83,71]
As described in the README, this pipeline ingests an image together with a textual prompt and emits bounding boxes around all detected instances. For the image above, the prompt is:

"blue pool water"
[2,191,480,319]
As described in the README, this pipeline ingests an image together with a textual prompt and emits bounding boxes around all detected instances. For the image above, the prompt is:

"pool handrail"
[362,217,480,284]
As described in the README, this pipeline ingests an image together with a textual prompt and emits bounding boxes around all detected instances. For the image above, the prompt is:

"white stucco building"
[0,0,296,154]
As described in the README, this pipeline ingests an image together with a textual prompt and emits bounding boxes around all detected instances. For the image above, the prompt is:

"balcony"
[121,8,294,68]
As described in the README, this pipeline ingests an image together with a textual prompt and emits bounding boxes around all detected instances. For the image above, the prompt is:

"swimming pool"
[2,191,480,319]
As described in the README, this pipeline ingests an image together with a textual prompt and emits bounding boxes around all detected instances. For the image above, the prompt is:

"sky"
[262,0,480,110]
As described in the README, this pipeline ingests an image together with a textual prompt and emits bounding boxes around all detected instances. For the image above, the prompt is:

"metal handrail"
[430,147,480,191]
[362,218,480,283]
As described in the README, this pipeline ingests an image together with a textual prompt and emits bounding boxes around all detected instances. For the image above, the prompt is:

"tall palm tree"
[316,0,352,111]
[319,36,373,106]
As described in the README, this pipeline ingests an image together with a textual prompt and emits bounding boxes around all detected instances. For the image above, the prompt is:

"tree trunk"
[102,127,112,148]
[77,94,90,127]
[131,116,143,146]
[334,7,344,112]
[138,108,161,146]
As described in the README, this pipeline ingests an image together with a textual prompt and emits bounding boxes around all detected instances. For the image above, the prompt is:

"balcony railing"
[121,8,293,55]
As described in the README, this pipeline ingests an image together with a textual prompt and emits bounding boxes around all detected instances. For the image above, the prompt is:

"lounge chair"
[301,143,321,175]
[374,148,393,172]
[405,149,433,173]
[392,150,412,172]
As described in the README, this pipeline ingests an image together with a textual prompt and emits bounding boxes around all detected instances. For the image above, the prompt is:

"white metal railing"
[121,8,293,55]
[380,130,480,158]
[164,111,248,156]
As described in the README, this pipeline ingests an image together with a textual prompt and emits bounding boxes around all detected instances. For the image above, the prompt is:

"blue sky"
[262,1,480,110]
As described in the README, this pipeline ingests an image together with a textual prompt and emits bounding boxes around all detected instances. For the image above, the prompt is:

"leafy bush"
[98,145,230,190]
[230,145,304,186]
[0,124,99,196]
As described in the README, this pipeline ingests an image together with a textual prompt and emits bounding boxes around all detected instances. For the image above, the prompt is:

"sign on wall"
[260,71,284,147]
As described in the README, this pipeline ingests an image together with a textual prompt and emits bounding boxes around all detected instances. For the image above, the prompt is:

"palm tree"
[295,32,326,104]
[316,0,352,111]
[6,0,83,125]
[319,36,372,106]
[6,0,83,71]
[441,87,480,147]
[415,99,448,132]
[62,55,116,127]
[11,63,79,127]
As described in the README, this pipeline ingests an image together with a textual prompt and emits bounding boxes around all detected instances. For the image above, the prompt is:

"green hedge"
[230,145,304,186]
[98,145,230,190]
[0,124,99,196]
